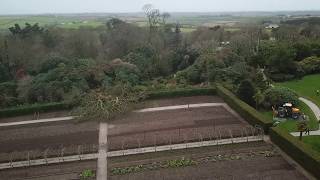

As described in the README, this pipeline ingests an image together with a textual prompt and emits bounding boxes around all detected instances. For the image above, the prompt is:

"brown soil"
[0,96,252,162]
[0,121,99,162]
[0,160,97,180]
[0,142,307,180]
[108,142,307,180]
[108,105,252,151]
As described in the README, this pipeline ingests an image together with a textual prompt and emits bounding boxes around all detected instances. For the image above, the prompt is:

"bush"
[270,127,320,179]
[216,84,273,133]
[264,86,299,108]
[0,81,19,107]
[237,79,255,106]
[0,102,71,118]
[299,56,320,74]
[175,64,202,84]
[268,73,296,82]
[147,88,216,99]
[80,169,95,180]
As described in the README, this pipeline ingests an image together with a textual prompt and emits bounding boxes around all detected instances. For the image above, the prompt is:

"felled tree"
[73,85,146,122]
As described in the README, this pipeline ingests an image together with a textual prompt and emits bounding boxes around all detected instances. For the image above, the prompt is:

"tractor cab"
[274,103,301,119]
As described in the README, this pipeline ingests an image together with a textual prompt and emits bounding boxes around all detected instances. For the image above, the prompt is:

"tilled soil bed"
[107,105,253,151]
[108,142,307,180]
[0,121,99,163]
[0,160,97,180]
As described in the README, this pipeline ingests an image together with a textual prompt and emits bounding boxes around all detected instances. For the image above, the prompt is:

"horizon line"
[1,9,320,16]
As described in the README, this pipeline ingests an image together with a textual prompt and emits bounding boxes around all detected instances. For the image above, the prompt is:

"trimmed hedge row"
[0,87,216,118]
[216,84,273,133]
[0,102,72,118]
[147,87,216,100]
[216,84,320,178]
[270,127,320,179]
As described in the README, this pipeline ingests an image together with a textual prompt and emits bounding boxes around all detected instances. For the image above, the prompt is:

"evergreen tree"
[237,79,256,106]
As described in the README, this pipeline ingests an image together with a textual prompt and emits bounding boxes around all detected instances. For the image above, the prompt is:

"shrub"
[264,86,299,108]
[0,82,19,107]
[299,56,320,74]
[175,64,202,84]
[237,79,255,106]
[270,127,320,179]
[216,84,273,133]
[268,73,295,82]
[80,169,95,180]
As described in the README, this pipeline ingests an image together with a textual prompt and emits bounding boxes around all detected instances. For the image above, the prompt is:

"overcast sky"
[1,0,320,15]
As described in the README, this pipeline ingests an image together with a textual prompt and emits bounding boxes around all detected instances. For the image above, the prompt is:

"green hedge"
[147,87,216,99]
[270,127,320,179]
[216,84,273,133]
[0,88,216,118]
[0,102,71,118]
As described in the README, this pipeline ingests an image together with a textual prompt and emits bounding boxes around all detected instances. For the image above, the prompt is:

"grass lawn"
[277,74,320,107]
[260,100,319,132]
[302,135,320,152]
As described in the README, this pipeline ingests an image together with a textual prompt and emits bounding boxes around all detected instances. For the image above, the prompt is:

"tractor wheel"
[278,111,286,118]
[292,113,300,120]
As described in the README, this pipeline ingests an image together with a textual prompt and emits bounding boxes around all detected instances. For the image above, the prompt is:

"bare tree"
[161,12,171,24]
[142,4,161,41]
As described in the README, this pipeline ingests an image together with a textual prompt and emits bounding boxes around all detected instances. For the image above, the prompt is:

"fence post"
[244,128,248,142]
[250,127,255,137]
[229,129,234,144]
[121,140,125,156]
[184,134,188,149]
[154,134,157,152]
[61,147,65,162]
[137,139,141,149]
[44,149,48,165]
[27,151,31,166]
[198,133,203,147]
[78,145,82,160]
[9,152,13,168]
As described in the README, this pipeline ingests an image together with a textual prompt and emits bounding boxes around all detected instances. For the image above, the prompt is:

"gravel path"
[97,122,108,180]
[290,97,320,137]
[0,116,74,127]
[299,97,320,122]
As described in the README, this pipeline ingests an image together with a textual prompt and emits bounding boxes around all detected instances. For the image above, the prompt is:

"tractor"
[272,103,301,120]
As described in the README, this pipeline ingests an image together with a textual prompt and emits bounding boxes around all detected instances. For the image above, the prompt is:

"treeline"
[1,9,320,110]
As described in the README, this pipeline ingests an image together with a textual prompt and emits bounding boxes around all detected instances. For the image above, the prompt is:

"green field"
[261,100,319,132]
[302,135,320,152]
[0,15,104,30]
[277,74,320,107]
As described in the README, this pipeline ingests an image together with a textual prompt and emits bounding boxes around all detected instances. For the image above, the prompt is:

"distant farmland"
[0,13,279,32]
